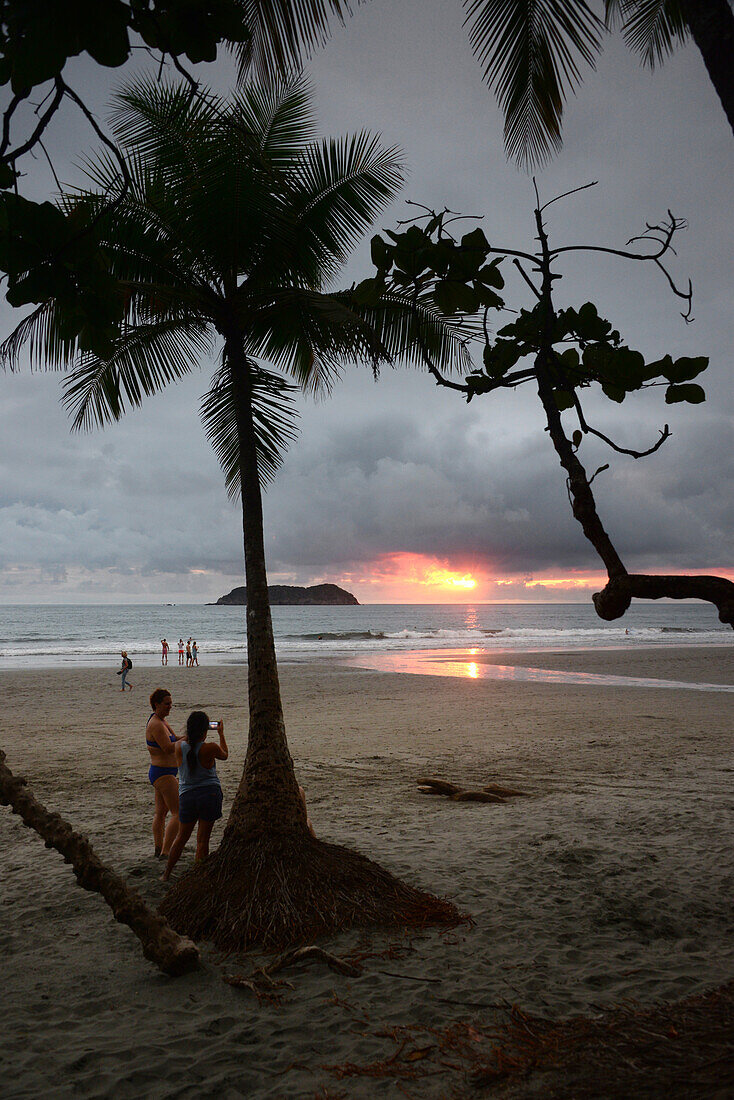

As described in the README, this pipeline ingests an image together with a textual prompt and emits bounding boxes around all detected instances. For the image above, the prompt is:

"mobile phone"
[208,721,219,729]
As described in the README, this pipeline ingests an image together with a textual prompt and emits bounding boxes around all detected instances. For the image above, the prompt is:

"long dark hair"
[185,711,209,772]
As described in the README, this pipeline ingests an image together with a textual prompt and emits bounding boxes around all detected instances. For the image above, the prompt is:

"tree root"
[159,826,463,953]
[417,777,528,802]
[0,748,199,976]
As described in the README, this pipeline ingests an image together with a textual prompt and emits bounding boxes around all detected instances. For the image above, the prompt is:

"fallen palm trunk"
[0,748,199,976]
[417,777,529,803]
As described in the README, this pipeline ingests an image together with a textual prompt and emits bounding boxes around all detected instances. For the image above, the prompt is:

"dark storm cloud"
[0,0,732,601]
[263,375,733,580]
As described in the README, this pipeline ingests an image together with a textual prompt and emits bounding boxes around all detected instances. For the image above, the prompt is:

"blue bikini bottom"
[149,765,178,786]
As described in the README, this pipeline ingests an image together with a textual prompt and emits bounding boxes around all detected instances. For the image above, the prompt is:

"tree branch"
[2,81,65,165]
[512,258,542,299]
[573,392,671,458]
[594,574,734,628]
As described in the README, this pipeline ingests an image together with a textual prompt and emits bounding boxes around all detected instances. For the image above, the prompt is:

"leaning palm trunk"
[0,749,199,975]
[160,345,462,952]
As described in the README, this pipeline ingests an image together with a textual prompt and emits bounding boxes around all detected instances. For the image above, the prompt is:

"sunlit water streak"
[343,649,734,693]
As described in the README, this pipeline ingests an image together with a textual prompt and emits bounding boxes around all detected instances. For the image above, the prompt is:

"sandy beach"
[2,646,733,1097]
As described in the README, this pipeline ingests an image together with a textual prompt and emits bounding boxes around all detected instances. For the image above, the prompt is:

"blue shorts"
[179,785,223,824]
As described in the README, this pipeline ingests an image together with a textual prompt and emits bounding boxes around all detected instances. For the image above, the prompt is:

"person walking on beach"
[185,638,192,667]
[117,651,132,691]
[191,640,199,666]
[162,712,228,880]
[146,688,184,858]
[160,638,169,666]
[178,638,184,665]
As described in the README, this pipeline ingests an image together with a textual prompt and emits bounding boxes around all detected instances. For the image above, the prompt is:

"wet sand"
[1,646,732,1097]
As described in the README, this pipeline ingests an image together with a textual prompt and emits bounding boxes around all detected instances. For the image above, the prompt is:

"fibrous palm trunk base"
[159,826,462,953]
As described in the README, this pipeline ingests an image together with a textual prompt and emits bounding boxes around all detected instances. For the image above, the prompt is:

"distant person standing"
[178,638,184,665]
[118,651,132,691]
[191,640,199,666]
[185,638,192,667]
[160,638,169,666]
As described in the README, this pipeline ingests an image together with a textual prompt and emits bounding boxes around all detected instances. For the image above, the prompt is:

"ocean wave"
[290,631,386,641]
[660,626,702,633]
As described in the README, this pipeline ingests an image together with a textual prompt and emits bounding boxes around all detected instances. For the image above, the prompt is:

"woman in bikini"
[146,688,184,858]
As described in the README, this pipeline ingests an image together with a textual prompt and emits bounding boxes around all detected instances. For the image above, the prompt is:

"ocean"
[0,601,730,670]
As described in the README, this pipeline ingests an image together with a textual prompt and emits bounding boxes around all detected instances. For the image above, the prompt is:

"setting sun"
[424,567,477,590]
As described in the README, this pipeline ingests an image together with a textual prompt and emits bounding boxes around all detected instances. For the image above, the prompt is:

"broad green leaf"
[664,356,709,383]
[665,383,706,404]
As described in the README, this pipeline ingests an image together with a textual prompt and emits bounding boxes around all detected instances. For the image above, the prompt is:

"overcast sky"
[1,0,732,604]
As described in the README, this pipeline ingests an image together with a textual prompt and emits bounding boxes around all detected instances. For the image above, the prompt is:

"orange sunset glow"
[423,566,477,590]
[327,556,734,603]
[341,552,486,602]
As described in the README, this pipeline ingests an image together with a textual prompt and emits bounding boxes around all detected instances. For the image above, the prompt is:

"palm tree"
[463,0,734,167]
[2,76,466,951]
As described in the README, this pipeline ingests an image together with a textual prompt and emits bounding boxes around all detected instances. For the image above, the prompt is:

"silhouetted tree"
[358,183,734,627]
[2,76,467,951]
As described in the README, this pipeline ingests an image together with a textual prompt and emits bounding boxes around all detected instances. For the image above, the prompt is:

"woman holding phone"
[162,711,228,881]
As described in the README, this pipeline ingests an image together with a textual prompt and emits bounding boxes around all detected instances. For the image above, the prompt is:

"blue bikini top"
[146,713,176,748]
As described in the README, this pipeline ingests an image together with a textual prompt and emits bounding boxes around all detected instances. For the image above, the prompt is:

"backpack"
[126,657,133,668]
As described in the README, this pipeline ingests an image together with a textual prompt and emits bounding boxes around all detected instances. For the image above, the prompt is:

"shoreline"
[2,636,732,674]
[3,650,733,1097]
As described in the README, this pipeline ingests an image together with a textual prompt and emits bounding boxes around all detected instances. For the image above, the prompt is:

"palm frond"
[463,0,606,168]
[281,132,403,285]
[335,286,478,376]
[109,76,225,163]
[229,74,316,163]
[62,319,215,431]
[235,0,358,82]
[606,0,687,68]
[244,284,396,393]
[201,357,300,496]
[0,300,79,371]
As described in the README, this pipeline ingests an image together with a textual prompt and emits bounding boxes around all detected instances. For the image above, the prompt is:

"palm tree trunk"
[158,339,461,952]
[222,340,307,838]
[681,0,734,137]
[1,749,199,975]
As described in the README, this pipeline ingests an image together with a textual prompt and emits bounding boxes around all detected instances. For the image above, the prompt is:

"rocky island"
[211,583,359,606]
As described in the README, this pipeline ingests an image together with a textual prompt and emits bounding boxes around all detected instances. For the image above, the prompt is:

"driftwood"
[265,945,363,978]
[483,784,530,798]
[417,777,529,803]
[0,748,199,976]
[224,946,362,1002]
[416,778,462,797]
[451,790,505,803]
